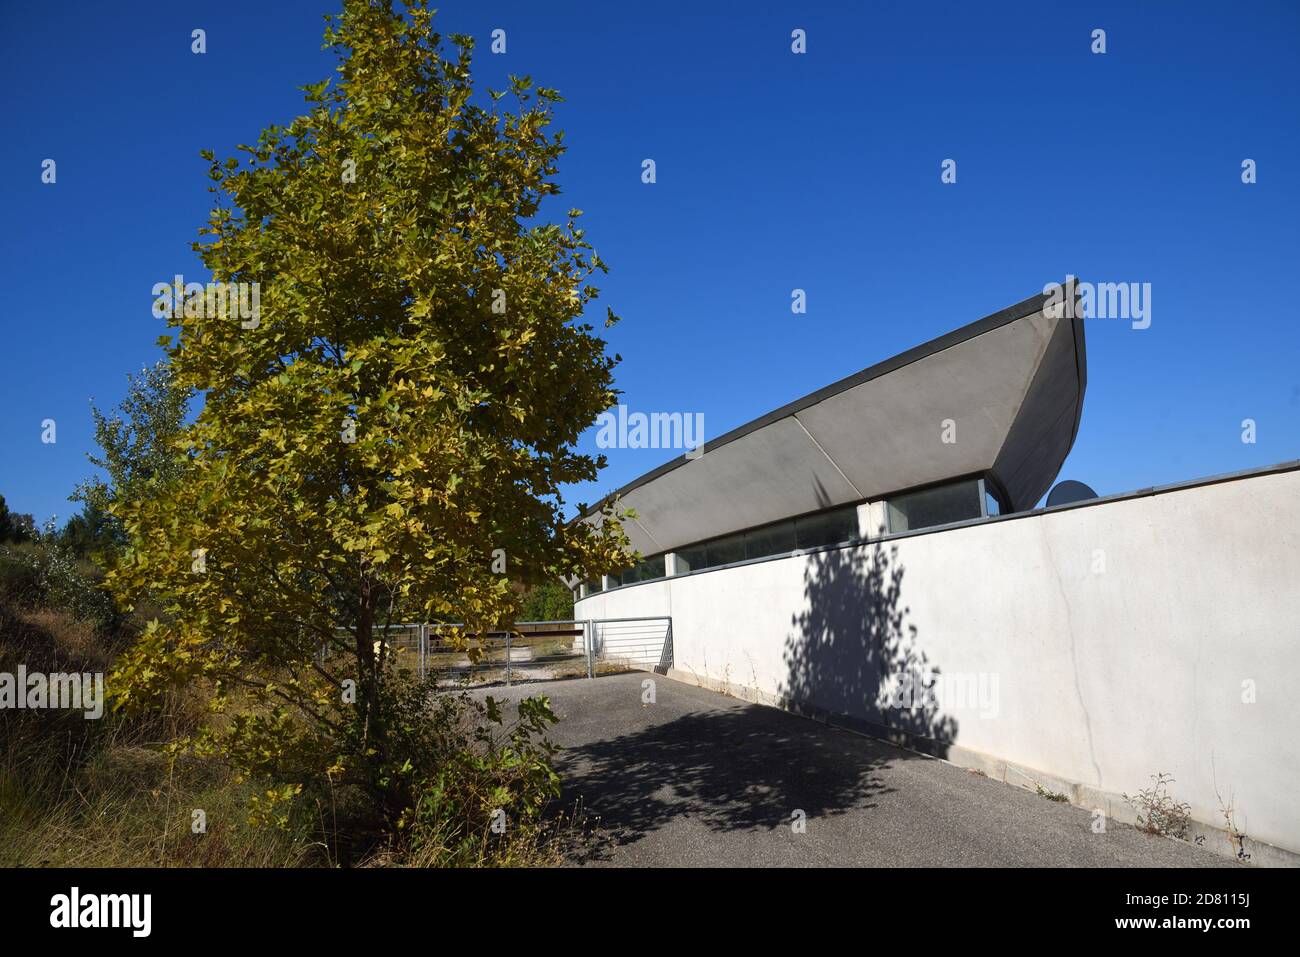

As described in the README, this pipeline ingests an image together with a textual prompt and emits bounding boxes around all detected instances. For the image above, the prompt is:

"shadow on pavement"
[557,696,907,859]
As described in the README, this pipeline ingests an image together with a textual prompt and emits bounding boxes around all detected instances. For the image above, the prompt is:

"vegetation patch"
[2,0,637,868]
[1124,772,1192,840]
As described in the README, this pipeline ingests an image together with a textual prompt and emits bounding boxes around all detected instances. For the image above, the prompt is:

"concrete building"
[574,281,1300,866]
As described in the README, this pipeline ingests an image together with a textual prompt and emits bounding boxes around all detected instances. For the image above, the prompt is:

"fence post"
[418,623,426,680]
[505,631,512,687]
[586,619,595,679]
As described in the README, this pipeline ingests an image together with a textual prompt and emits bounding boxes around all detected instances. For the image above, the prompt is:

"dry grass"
[0,740,318,868]
[0,598,315,868]
[552,659,637,679]
[362,808,582,868]
[1,594,574,869]
[14,607,109,669]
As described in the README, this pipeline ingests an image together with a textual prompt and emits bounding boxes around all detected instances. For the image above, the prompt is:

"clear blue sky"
[1,0,1297,526]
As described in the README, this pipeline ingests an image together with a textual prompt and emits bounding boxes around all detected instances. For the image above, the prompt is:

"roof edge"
[582,282,1079,519]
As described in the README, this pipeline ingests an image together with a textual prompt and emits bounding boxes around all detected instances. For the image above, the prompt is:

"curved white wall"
[576,466,1300,863]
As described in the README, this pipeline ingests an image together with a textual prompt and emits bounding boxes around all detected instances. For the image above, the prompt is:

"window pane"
[706,533,746,568]
[985,489,1001,517]
[886,479,982,533]
[745,521,796,560]
[617,554,664,585]
[585,577,604,594]
[675,545,706,574]
[796,506,858,550]
[634,555,665,582]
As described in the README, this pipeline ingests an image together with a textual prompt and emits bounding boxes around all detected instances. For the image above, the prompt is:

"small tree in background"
[58,502,117,558]
[71,360,193,557]
[107,0,630,848]
[0,496,35,544]
[520,580,578,622]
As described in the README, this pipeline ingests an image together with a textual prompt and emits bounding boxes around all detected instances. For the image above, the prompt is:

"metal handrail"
[324,616,671,685]
[589,615,672,624]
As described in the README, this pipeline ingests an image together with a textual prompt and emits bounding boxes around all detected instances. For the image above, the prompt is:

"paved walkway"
[486,673,1235,867]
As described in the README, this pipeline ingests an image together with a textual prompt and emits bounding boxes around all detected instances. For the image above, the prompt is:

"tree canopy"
[0,495,35,544]
[71,359,192,556]
[106,0,631,832]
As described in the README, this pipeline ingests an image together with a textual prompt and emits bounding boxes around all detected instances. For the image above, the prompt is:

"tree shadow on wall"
[555,536,957,858]
[782,536,958,755]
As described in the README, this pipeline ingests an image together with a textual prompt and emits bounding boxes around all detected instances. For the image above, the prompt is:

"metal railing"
[589,616,673,676]
[326,616,672,687]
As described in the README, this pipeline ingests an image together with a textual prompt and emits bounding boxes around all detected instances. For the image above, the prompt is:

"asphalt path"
[483,672,1236,868]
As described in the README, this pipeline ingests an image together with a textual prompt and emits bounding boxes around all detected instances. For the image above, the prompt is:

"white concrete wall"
[576,467,1300,861]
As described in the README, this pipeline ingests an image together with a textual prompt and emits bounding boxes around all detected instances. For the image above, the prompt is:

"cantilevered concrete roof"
[584,282,1087,556]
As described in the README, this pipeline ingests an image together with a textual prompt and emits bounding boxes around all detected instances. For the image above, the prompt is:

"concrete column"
[856,502,872,540]
[665,552,679,577]
[859,500,887,539]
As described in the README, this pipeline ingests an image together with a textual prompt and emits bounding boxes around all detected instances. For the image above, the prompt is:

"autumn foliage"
[106,0,630,853]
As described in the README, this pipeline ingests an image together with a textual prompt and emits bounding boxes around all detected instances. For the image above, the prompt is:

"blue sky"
[1,0,1297,526]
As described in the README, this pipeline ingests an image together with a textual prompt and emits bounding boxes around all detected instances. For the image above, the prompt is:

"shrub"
[0,533,120,634]
[181,657,563,865]
[1125,772,1192,840]
[0,543,44,606]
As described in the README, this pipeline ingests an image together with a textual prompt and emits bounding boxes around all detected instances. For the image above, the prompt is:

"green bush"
[403,692,561,864]
[200,659,564,866]
[0,536,119,633]
[0,544,44,606]
[520,580,576,622]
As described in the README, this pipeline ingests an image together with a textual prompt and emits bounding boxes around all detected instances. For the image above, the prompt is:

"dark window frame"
[883,474,990,535]
[592,474,1012,593]
[665,502,860,577]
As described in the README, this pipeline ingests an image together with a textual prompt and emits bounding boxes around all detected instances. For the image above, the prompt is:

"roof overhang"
[584,281,1087,557]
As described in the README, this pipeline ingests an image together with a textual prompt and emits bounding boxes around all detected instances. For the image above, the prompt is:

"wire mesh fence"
[325,616,672,688]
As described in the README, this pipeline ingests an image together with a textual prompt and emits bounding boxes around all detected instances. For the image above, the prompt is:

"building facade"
[573,282,1300,865]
